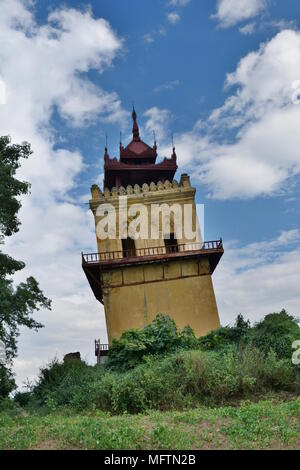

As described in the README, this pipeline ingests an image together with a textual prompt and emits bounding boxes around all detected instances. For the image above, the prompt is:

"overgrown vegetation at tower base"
[1,310,300,450]
[14,347,300,415]
[9,310,300,415]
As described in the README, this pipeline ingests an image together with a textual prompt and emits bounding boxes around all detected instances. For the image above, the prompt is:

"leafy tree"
[108,314,198,371]
[198,314,250,351]
[0,136,51,398]
[249,309,300,359]
[198,310,300,360]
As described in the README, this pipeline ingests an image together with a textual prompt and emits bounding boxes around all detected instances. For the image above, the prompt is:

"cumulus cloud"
[239,22,256,35]
[213,0,267,28]
[143,107,171,141]
[169,0,191,6]
[167,12,181,24]
[154,79,180,93]
[162,29,300,199]
[144,33,155,44]
[214,230,300,325]
[0,0,127,386]
[0,78,6,104]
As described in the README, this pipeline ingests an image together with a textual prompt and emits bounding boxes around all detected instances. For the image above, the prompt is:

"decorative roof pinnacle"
[132,106,140,141]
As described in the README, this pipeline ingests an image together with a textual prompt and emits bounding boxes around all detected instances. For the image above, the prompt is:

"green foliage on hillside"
[107,310,300,372]
[198,313,251,351]
[16,348,300,415]
[198,310,300,359]
[108,314,198,371]
[249,310,300,358]
[9,310,300,415]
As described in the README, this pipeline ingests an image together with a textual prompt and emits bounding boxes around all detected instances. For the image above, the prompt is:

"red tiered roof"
[104,108,177,189]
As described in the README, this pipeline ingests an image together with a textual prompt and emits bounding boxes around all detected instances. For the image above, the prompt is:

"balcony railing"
[95,340,109,357]
[82,239,223,265]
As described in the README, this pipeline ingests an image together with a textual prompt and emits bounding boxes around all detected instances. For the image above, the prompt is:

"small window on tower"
[122,238,136,258]
[164,233,178,253]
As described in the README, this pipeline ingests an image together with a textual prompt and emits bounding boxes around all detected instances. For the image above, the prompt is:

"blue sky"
[0,0,300,385]
[35,0,300,245]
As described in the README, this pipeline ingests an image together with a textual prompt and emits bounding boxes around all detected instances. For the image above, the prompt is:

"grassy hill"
[1,311,300,450]
[1,398,300,450]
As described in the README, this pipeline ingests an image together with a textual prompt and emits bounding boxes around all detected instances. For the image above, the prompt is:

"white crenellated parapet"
[90,176,191,199]
[126,185,133,195]
[134,184,141,194]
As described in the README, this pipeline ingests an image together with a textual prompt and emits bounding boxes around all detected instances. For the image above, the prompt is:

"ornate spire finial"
[120,131,123,151]
[171,133,176,160]
[153,130,157,151]
[104,133,108,158]
[132,105,140,141]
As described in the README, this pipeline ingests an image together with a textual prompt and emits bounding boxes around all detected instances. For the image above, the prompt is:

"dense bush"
[248,310,300,359]
[13,310,300,414]
[198,314,250,351]
[108,314,198,371]
[198,310,300,360]
[28,357,104,410]
[20,346,300,414]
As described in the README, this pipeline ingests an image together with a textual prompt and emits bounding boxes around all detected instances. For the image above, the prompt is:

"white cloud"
[266,19,298,32]
[0,0,127,386]
[154,79,180,93]
[160,29,300,199]
[0,77,6,104]
[169,0,191,6]
[167,12,181,25]
[146,0,189,43]
[143,107,171,141]
[213,0,267,28]
[144,33,155,44]
[239,22,256,35]
[214,230,300,325]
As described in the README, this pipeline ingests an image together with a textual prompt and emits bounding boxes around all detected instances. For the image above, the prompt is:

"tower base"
[102,257,220,342]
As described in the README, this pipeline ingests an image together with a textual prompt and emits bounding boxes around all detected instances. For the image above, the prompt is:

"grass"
[1,397,300,450]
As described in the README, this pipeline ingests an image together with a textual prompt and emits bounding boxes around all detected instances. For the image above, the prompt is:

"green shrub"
[0,397,19,414]
[248,310,300,359]
[263,349,295,389]
[96,348,300,413]
[199,310,300,360]
[14,391,32,408]
[18,310,300,415]
[25,346,300,414]
[108,314,198,371]
[198,314,250,351]
[31,357,104,411]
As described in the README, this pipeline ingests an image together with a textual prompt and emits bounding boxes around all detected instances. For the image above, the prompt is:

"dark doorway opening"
[122,238,136,258]
[164,233,178,253]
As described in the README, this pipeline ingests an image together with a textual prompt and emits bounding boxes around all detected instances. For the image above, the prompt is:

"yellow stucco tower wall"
[89,174,221,343]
